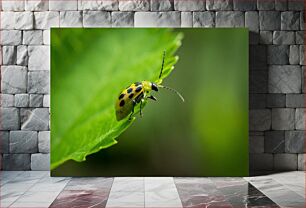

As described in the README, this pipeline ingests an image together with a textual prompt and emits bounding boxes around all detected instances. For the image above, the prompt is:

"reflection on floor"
[1,171,304,208]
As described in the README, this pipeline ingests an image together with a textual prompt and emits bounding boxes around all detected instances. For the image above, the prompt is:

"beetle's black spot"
[119,100,125,107]
[136,86,142,92]
[127,88,133,93]
[129,93,134,99]
[118,94,125,100]
[134,82,141,86]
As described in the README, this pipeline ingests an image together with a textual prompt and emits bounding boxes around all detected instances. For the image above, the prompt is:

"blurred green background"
[52,28,248,176]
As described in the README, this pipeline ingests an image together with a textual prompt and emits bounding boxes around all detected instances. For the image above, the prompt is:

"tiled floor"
[1,171,305,208]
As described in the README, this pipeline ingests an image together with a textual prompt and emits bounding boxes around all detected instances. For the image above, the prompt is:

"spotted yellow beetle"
[115,51,184,121]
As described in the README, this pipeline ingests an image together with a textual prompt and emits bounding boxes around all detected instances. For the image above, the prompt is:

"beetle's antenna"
[158,51,166,79]
[159,85,184,102]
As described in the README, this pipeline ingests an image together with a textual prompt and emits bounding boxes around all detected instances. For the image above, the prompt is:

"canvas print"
[51,28,248,176]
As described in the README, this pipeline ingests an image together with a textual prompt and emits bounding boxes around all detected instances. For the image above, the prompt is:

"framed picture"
[51,28,248,176]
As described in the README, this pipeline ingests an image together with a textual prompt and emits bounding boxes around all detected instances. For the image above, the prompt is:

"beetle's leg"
[147,95,157,101]
[129,100,137,121]
[140,99,144,117]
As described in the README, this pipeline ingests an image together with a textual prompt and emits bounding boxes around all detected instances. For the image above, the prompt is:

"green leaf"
[51,29,182,170]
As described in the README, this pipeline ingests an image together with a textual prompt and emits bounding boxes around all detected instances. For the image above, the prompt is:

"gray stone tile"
[28,176,70,192]
[31,153,50,170]
[0,171,24,186]
[83,11,111,27]
[135,12,180,27]
[264,131,285,153]
[119,0,150,11]
[272,108,295,130]
[250,70,268,93]
[289,45,300,64]
[3,154,31,170]
[43,95,50,107]
[260,31,272,44]
[111,177,144,192]
[249,94,266,109]
[300,11,304,30]
[29,94,43,107]
[275,0,287,11]
[257,0,274,10]
[299,45,304,65]
[34,11,60,29]
[285,130,304,153]
[295,108,305,130]
[106,192,144,207]
[1,12,15,29]
[174,0,205,11]
[246,12,259,32]
[0,131,9,153]
[268,65,301,93]
[250,109,271,131]
[28,46,50,71]
[286,94,304,107]
[296,31,304,44]
[181,12,192,27]
[2,1,24,11]
[151,0,173,11]
[15,94,29,107]
[17,45,28,66]
[38,131,50,153]
[281,11,300,30]
[60,11,82,27]
[259,11,281,30]
[14,11,34,30]
[10,191,60,208]
[250,131,264,136]
[266,94,285,108]
[10,131,38,153]
[111,12,134,27]
[23,30,43,45]
[0,108,20,130]
[1,66,27,94]
[288,0,304,11]
[250,45,267,68]
[274,153,298,170]
[249,153,273,170]
[249,136,264,153]
[0,94,14,107]
[28,71,50,94]
[270,171,305,198]
[216,11,244,27]
[49,0,77,11]
[273,31,295,45]
[267,45,289,64]
[78,0,118,10]
[26,0,48,11]
[193,12,215,27]
[1,30,22,45]
[2,46,17,65]
[21,108,49,131]
[246,175,305,207]
[298,154,305,170]
[144,177,182,207]
[233,0,256,10]
[206,0,233,10]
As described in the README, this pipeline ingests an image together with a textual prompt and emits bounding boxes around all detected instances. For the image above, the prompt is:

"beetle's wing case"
[115,99,134,121]
[115,82,144,121]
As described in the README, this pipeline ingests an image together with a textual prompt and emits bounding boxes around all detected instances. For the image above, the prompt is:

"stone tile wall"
[0,0,304,172]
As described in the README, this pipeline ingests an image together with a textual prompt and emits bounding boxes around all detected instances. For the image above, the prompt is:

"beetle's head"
[151,82,159,91]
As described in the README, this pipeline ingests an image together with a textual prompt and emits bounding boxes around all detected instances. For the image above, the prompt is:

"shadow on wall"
[249,31,268,175]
